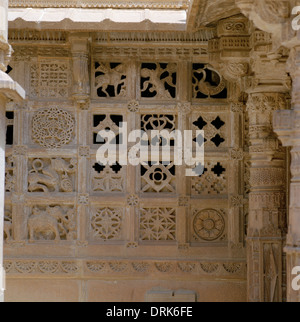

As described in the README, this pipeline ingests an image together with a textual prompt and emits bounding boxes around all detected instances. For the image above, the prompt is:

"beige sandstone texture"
[0,0,300,302]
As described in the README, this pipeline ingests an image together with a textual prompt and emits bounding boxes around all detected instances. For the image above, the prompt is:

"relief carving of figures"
[95,62,127,97]
[141,63,177,99]
[28,158,77,193]
[28,206,77,241]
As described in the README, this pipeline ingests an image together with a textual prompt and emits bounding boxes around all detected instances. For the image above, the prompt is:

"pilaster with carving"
[273,46,300,302]
[245,31,290,302]
[70,34,90,108]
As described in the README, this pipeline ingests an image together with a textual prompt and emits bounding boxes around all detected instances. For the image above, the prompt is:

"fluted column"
[0,0,25,302]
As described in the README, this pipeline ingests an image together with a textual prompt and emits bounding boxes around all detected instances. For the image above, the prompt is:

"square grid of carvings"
[192,113,227,149]
[191,161,227,196]
[28,158,77,193]
[191,208,227,243]
[29,60,70,98]
[139,207,176,242]
[90,207,124,242]
[140,63,177,99]
[192,64,227,99]
[27,205,77,242]
[94,62,127,98]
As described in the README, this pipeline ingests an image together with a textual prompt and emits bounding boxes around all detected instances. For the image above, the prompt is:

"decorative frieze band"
[4,259,246,277]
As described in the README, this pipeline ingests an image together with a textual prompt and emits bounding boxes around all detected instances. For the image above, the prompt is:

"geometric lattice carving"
[28,206,77,241]
[141,63,177,99]
[192,64,227,99]
[95,62,127,98]
[32,107,75,149]
[192,114,226,148]
[141,162,176,193]
[141,114,176,135]
[93,114,123,145]
[90,207,123,241]
[30,61,70,98]
[28,158,77,193]
[192,209,225,242]
[140,208,176,241]
[191,161,227,195]
[92,164,125,192]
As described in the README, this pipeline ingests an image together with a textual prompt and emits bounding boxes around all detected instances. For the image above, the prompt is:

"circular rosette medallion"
[193,209,225,241]
[32,107,75,149]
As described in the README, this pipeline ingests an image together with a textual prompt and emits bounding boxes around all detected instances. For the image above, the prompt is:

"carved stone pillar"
[245,30,290,302]
[246,92,287,302]
[70,34,90,108]
[273,46,300,302]
[0,0,25,302]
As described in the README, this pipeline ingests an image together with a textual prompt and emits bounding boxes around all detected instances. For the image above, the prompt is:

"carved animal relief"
[28,206,77,241]
[28,158,76,193]
[95,62,127,98]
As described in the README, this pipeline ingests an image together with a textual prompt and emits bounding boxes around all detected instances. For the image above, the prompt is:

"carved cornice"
[9,0,190,9]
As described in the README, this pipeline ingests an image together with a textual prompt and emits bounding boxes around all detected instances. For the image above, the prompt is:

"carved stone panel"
[191,208,227,243]
[28,158,77,193]
[28,205,77,242]
[139,207,176,242]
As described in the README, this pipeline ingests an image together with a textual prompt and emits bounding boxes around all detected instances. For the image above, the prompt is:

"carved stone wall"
[2,29,249,302]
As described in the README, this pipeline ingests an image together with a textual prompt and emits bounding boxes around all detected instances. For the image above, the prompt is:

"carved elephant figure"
[28,209,61,241]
